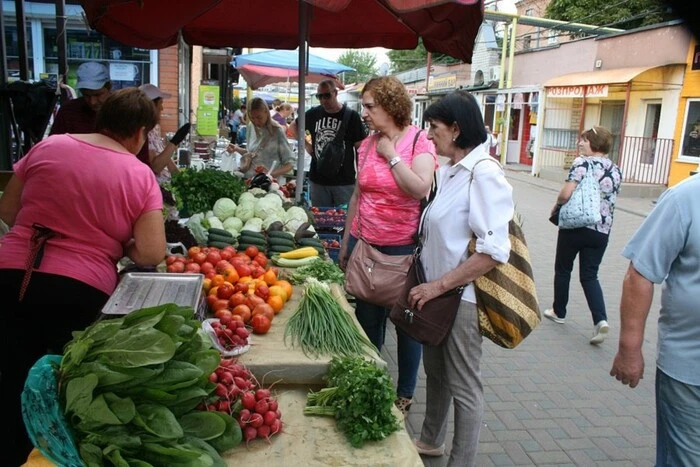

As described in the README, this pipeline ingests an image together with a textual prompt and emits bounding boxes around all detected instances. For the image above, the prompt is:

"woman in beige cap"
[137,83,190,183]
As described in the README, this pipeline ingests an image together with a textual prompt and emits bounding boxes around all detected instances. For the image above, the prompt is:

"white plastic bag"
[202,318,251,357]
[220,151,241,174]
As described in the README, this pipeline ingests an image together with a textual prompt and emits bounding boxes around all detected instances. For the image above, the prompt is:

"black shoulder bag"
[316,105,352,178]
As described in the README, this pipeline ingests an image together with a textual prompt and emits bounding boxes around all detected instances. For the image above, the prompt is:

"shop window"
[43,27,151,91]
[509,109,521,141]
[679,99,700,159]
[4,23,34,80]
[641,102,661,164]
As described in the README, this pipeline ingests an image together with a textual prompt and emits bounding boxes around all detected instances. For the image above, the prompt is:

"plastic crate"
[312,207,346,230]
[318,233,341,263]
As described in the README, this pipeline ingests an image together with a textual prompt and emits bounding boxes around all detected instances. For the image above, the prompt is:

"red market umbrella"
[80,0,483,63]
[81,0,483,201]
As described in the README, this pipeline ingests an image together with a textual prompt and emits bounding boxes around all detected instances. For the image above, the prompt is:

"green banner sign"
[197,85,220,136]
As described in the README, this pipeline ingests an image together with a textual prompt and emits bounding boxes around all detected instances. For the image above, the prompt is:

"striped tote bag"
[468,157,540,349]
[468,218,540,349]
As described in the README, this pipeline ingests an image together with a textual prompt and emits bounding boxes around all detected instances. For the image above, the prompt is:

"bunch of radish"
[238,388,283,446]
[201,358,255,415]
[210,316,250,351]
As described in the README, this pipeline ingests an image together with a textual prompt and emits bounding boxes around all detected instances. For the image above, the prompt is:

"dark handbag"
[549,205,560,226]
[344,237,413,309]
[316,105,351,178]
[389,255,464,346]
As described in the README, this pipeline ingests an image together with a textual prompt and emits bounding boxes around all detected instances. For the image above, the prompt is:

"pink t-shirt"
[351,126,436,246]
[0,135,162,294]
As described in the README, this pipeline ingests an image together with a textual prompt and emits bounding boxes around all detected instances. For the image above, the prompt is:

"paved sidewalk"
[380,171,662,466]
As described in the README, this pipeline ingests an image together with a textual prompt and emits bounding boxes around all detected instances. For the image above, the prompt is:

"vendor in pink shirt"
[339,76,437,419]
[0,88,166,466]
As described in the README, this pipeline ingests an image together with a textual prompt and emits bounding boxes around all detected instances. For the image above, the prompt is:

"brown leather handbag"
[344,237,414,309]
[389,254,464,346]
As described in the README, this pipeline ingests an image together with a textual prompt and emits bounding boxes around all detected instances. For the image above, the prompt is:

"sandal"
[394,397,412,418]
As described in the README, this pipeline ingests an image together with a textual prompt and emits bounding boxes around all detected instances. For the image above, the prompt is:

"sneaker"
[543,308,565,324]
[414,439,445,457]
[590,320,609,344]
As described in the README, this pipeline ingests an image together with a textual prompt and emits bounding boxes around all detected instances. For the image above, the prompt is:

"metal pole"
[14,0,29,81]
[0,0,7,84]
[531,90,545,176]
[506,18,517,89]
[294,1,308,204]
[425,52,432,94]
[0,0,12,170]
[55,0,68,80]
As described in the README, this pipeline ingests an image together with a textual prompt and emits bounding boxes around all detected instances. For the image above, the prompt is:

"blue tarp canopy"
[233,49,354,76]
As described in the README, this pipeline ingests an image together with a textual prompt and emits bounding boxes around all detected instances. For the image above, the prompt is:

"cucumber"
[238,235,267,247]
[269,244,295,253]
[267,231,295,240]
[208,233,235,244]
[208,228,234,239]
[298,238,324,247]
[268,237,295,248]
[239,229,266,239]
[208,240,234,249]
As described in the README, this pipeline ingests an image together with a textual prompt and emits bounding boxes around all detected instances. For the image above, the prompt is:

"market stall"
[20,182,424,466]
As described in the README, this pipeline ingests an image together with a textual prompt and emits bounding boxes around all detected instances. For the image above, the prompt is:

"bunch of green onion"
[284,279,376,358]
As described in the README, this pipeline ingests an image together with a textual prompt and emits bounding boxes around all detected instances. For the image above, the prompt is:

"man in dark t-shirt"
[49,62,112,136]
[291,80,366,207]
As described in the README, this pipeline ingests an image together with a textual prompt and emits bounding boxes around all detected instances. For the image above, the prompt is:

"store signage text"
[429,74,457,91]
[547,84,609,98]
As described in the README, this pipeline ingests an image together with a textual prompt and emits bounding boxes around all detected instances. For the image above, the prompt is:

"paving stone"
[527,450,575,464]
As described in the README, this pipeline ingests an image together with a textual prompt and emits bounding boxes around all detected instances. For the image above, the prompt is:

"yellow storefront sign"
[429,74,457,92]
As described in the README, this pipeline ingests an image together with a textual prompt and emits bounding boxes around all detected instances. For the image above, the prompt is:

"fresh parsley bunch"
[287,261,345,285]
[304,356,400,447]
[170,168,247,215]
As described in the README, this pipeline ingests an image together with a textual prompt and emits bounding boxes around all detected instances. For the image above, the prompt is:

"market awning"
[543,66,661,87]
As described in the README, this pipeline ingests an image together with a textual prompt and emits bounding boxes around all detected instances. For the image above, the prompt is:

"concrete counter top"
[237,282,385,385]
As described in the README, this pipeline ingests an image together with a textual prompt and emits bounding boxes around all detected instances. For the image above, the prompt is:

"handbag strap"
[332,104,351,143]
[356,129,423,239]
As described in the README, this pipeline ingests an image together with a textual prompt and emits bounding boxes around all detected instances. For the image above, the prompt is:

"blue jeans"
[309,181,354,207]
[656,368,700,466]
[552,227,609,325]
[346,234,421,399]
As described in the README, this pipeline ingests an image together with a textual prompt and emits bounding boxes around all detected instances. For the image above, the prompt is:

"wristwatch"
[388,156,401,169]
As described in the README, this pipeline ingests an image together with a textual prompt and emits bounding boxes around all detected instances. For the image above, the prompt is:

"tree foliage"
[387,40,462,74]
[336,50,378,83]
[545,0,675,30]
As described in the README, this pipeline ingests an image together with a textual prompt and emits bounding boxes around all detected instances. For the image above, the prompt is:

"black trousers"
[552,228,609,324]
[0,269,108,466]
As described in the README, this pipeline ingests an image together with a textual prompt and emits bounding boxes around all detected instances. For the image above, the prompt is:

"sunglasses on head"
[315,92,333,100]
